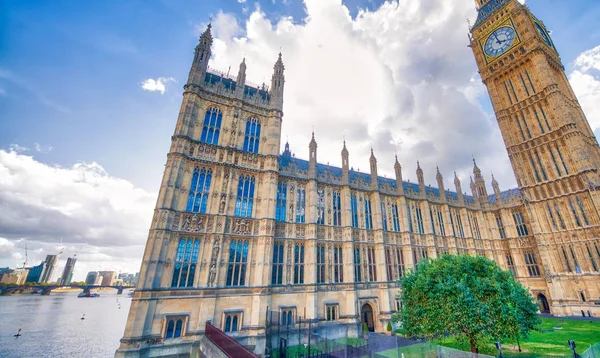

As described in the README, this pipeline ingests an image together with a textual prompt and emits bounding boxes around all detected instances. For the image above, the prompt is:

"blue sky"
[1,0,599,278]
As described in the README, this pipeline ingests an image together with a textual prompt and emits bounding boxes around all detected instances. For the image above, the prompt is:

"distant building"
[0,268,29,285]
[85,271,102,286]
[58,257,77,286]
[98,271,117,286]
[39,255,58,283]
[26,261,47,283]
[118,272,138,286]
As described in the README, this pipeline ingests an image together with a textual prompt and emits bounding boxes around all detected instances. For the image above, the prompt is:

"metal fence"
[372,343,495,358]
[582,342,600,358]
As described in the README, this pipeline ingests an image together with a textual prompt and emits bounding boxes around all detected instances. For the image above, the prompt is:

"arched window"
[186,167,212,213]
[243,118,261,153]
[232,315,239,332]
[226,239,249,286]
[225,316,231,332]
[235,175,255,217]
[166,319,175,339]
[171,238,201,288]
[174,320,183,338]
[200,107,222,145]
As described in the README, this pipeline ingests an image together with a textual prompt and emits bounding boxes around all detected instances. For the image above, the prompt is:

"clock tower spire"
[470,0,600,316]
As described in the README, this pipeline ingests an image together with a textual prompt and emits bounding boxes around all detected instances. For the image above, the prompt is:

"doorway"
[537,293,550,314]
[361,303,375,332]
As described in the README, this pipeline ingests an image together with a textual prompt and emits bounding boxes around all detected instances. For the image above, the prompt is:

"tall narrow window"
[532,108,544,133]
[326,305,338,321]
[186,167,212,213]
[562,247,573,272]
[550,149,562,177]
[296,185,306,223]
[367,246,377,281]
[333,246,343,283]
[526,70,537,93]
[506,254,516,276]
[570,246,581,274]
[364,198,373,229]
[508,79,519,102]
[351,194,359,228]
[429,208,436,235]
[524,251,541,277]
[530,157,542,182]
[385,248,404,281]
[415,206,424,234]
[555,203,567,230]
[586,244,598,272]
[513,211,529,237]
[496,214,506,239]
[436,209,445,236]
[275,183,287,221]
[396,248,405,278]
[242,118,261,153]
[546,204,558,230]
[353,247,362,282]
[449,208,456,237]
[381,201,388,230]
[535,151,548,181]
[470,213,481,239]
[316,244,326,284]
[316,189,325,225]
[576,197,589,226]
[224,313,241,333]
[333,191,342,227]
[407,204,414,233]
[556,146,568,174]
[200,107,222,145]
[386,248,394,281]
[520,73,531,97]
[293,243,305,284]
[515,116,527,141]
[521,113,532,138]
[235,175,255,217]
[391,204,401,232]
[455,209,465,238]
[275,182,287,222]
[165,317,186,339]
[226,240,249,286]
[171,238,200,288]
[504,81,514,105]
[271,241,284,285]
[539,105,551,131]
[568,198,582,227]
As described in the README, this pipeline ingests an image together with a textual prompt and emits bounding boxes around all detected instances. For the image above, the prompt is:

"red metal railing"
[204,321,259,358]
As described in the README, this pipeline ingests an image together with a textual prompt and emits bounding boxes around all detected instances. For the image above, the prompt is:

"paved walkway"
[328,333,423,358]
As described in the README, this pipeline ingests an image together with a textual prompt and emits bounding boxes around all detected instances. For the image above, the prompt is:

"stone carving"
[233,219,252,235]
[182,214,204,232]
[172,213,181,231]
[207,263,217,287]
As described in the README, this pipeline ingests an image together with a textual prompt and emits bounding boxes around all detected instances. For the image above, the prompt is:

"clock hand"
[493,33,500,42]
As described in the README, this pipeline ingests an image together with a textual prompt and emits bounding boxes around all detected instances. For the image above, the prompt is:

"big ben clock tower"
[470,0,600,315]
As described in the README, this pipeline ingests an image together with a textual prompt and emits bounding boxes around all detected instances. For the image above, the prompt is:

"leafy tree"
[393,254,540,353]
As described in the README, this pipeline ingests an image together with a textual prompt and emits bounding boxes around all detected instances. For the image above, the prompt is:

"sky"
[1,0,599,281]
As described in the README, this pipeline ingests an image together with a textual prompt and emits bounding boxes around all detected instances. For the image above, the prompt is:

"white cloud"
[570,45,600,137]
[238,0,246,3]
[0,149,156,280]
[206,0,515,190]
[34,143,53,154]
[141,77,176,94]
[8,144,29,153]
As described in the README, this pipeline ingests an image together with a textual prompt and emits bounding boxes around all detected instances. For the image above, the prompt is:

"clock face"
[534,22,553,47]
[484,26,516,57]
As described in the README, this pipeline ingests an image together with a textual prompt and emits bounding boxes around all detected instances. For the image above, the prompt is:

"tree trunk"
[517,336,522,352]
[470,339,478,354]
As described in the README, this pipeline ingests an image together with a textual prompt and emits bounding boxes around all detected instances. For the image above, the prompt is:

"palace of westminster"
[117,0,600,356]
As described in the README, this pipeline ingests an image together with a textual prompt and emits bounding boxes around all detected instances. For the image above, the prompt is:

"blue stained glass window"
[391,204,400,232]
[296,185,306,223]
[364,198,373,229]
[381,201,388,231]
[243,118,261,153]
[333,191,342,226]
[351,194,359,228]
[275,182,287,222]
[226,240,249,286]
[171,238,201,288]
[316,189,324,225]
[186,167,212,213]
[235,175,255,217]
[271,242,284,285]
[174,320,183,338]
[200,107,222,145]
[166,320,175,338]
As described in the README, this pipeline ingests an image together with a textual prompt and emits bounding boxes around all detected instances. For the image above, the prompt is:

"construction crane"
[22,244,28,269]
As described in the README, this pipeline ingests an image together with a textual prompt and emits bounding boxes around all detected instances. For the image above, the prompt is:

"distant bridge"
[0,284,135,296]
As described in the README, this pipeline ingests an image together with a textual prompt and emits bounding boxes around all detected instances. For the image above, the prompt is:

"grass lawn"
[381,317,599,357]
[271,344,323,358]
[433,317,600,357]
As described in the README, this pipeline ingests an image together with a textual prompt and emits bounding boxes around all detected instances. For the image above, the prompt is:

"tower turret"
[491,174,502,202]
[270,53,285,110]
[235,58,247,98]
[436,166,446,201]
[454,172,464,205]
[394,156,404,195]
[416,161,425,196]
[472,159,489,204]
[309,132,317,179]
[187,24,212,87]
[370,149,378,190]
[342,141,349,185]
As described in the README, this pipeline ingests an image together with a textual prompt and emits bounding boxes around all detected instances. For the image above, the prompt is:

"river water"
[0,290,131,358]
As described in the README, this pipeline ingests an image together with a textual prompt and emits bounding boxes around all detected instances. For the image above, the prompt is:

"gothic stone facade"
[116,2,600,357]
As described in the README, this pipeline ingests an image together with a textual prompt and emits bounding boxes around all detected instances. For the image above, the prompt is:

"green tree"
[392,254,540,353]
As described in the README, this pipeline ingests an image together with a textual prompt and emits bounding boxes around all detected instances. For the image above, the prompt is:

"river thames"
[0,290,131,358]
